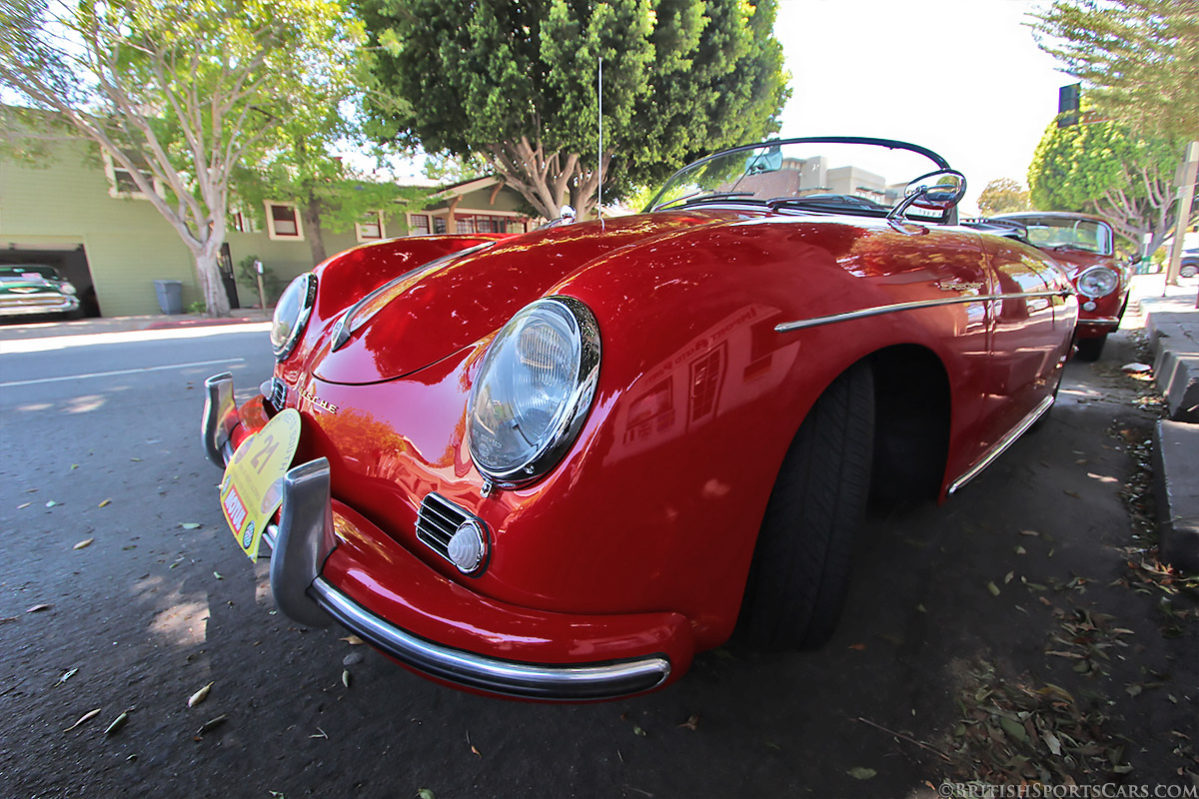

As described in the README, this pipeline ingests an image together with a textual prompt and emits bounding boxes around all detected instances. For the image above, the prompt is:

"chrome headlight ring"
[1075,265,1119,299]
[467,296,601,489]
[271,272,317,361]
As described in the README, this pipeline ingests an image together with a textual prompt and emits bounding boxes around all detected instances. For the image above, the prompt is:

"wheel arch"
[767,341,953,510]
[865,344,952,506]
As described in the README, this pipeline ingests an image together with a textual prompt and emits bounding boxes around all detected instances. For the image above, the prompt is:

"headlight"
[61,282,77,295]
[1075,266,1118,298]
[271,272,317,360]
[468,297,600,487]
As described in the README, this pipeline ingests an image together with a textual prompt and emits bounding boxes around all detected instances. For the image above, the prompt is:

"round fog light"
[447,519,486,574]
[1082,301,1097,311]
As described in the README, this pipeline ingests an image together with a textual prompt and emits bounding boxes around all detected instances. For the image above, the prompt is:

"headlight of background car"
[1075,266,1119,298]
[61,282,77,295]
[271,272,317,360]
[468,297,600,487]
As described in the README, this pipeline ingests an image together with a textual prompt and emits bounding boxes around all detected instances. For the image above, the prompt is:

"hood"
[312,211,736,385]
[1040,248,1116,280]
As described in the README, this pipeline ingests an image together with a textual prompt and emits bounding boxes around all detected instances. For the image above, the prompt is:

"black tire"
[1075,334,1106,362]
[738,361,875,650]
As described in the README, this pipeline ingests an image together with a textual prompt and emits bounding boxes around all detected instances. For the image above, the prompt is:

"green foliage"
[227,18,433,265]
[235,253,282,303]
[422,153,488,183]
[357,0,790,219]
[1027,101,1195,253]
[185,300,207,314]
[1031,0,1198,141]
[0,0,361,315]
[977,178,1031,216]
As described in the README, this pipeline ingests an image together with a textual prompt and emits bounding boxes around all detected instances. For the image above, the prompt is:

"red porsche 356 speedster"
[991,211,1130,361]
[203,137,1077,700]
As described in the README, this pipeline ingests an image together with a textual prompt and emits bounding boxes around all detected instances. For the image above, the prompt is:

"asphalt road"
[1,323,1195,798]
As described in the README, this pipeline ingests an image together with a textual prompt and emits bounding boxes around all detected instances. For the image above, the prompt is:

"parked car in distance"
[0,264,82,319]
[990,212,1129,361]
[203,137,1078,700]
[1180,246,1198,279]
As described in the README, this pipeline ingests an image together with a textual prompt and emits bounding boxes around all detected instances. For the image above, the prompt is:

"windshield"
[0,265,62,281]
[1016,217,1113,255]
[647,137,952,220]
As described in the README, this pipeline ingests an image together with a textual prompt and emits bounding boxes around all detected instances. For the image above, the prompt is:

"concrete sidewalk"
[0,308,271,343]
[1134,274,1199,572]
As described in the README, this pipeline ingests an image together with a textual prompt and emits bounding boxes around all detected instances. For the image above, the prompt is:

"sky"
[773,0,1070,214]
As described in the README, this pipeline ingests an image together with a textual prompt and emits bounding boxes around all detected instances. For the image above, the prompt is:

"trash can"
[153,279,184,314]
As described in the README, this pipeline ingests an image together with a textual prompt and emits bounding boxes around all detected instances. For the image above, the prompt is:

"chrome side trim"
[270,458,335,628]
[309,578,671,700]
[947,394,1055,496]
[773,290,1069,333]
[202,372,238,468]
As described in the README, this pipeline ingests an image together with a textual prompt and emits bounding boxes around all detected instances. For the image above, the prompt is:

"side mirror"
[539,205,577,230]
[888,169,967,227]
[746,144,783,175]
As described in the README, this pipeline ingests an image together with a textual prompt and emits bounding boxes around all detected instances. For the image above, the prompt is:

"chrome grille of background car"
[416,493,474,563]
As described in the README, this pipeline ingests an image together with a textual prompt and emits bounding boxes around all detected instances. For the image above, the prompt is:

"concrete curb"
[1146,311,1199,421]
[1141,280,1199,573]
[1152,420,1199,572]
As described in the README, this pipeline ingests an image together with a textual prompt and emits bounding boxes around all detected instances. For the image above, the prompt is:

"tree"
[977,178,1031,216]
[422,152,489,184]
[357,0,789,221]
[1030,0,1199,142]
[233,104,430,267]
[0,0,359,315]
[1027,105,1197,255]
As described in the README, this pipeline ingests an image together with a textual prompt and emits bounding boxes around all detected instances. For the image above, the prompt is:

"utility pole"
[254,259,267,311]
[1163,141,1198,293]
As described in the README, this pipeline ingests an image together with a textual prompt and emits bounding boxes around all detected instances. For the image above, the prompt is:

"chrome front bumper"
[0,293,80,316]
[201,372,670,700]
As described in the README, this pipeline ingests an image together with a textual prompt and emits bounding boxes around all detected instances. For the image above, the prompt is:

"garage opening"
[0,244,100,317]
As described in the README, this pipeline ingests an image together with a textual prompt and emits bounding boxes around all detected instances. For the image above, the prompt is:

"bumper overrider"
[201,373,675,700]
[1075,317,1120,337]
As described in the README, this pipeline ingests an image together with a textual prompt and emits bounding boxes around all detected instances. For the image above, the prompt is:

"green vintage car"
[0,264,82,319]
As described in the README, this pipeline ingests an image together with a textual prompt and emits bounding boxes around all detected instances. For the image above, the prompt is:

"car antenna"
[597,55,604,228]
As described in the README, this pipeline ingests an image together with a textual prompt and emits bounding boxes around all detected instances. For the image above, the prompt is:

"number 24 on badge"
[219,409,301,560]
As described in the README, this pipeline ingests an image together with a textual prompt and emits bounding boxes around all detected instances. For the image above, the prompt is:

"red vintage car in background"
[992,212,1130,361]
[203,137,1077,700]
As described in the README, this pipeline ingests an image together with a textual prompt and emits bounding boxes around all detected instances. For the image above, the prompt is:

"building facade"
[0,134,536,317]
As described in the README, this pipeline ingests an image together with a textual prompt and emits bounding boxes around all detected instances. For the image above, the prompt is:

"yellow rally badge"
[219,408,302,560]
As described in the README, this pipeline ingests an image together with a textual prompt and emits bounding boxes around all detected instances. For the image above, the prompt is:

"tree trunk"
[302,201,328,266]
[194,244,231,317]
[486,140,606,223]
